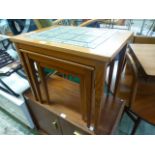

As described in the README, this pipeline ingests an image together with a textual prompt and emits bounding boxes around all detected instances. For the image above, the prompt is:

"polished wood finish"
[11,25,132,132]
[24,75,125,135]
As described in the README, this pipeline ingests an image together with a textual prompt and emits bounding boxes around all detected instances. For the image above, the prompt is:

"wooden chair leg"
[131,117,141,135]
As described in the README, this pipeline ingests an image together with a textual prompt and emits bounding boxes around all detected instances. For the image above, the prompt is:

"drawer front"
[27,99,62,135]
[59,118,90,135]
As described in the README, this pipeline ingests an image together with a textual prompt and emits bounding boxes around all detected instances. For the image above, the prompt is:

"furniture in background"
[121,36,155,80]
[79,19,131,30]
[7,19,37,35]
[116,40,155,134]
[133,35,155,44]
[11,25,132,134]
[0,34,28,97]
[0,29,34,128]
[79,19,110,28]
[33,19,65,29]
[0,34,12,50]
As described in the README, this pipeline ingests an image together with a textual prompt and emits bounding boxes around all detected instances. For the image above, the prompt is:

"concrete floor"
[0,107,38,135]
[117,113,155,135]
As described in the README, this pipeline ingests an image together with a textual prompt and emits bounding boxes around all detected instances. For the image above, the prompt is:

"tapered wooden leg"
[80,70,94,128]
[94,62,107,132]
[85,71,94,128]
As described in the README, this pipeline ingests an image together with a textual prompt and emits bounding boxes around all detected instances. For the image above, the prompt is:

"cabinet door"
[27,99,62,135]
[59,118,90,135]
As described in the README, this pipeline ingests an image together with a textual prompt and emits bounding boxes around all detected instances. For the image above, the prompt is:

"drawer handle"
[73,131,82,135]
[52,120,58,130]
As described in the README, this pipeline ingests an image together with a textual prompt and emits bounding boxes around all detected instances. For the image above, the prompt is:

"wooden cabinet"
[27,99,62,135]
[59,118,91,135]
[26,94,91,135]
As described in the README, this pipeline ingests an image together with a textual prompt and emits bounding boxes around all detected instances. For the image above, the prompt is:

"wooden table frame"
[16,42,126,131]
[12,26,133,132]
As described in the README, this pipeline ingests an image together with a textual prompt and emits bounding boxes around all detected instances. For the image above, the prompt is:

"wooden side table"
[11,26,133,133]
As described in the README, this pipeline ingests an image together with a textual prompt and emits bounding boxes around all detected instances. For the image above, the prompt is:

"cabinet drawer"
[59,118,90,135]
[27,99,62,135]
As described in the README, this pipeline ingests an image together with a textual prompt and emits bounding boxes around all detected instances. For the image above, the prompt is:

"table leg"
[80,70,94,128]
[24,54,43,103]
[94,62,107,131]
[36,63,50,104]
[19,52,38,101]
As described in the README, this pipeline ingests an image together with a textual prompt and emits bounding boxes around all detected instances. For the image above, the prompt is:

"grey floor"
[117,113,155,135]
[0,107,38,135]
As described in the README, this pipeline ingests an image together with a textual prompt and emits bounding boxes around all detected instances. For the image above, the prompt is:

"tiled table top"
[27,26,117,49]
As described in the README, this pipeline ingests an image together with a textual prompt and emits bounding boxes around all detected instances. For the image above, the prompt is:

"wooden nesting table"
[11,26,133,134]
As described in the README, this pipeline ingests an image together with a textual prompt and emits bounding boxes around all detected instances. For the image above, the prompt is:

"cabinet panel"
[26,99,62,135]
[59,118,90,135]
